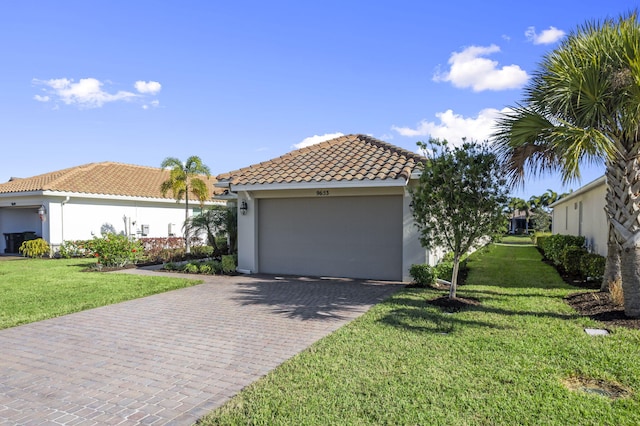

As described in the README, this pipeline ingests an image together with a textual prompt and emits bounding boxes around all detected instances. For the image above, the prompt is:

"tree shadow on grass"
[232,275,403,321]
[381,293,580,334]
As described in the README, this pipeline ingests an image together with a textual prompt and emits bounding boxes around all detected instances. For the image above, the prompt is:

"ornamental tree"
[411,138,508,299]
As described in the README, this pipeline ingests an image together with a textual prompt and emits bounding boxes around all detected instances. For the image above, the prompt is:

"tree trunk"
[185,191,191,254]
[601,224,621,291]
[448,255,460,299]
[607,156,640,317]
[620,248,640,317]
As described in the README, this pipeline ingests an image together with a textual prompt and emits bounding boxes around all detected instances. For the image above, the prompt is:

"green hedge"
[538,234,605,280]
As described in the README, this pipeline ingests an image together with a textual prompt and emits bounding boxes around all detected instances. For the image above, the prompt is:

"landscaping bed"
[565,291,640,330]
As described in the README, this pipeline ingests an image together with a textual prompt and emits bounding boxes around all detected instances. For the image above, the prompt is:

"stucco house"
[216,134,430,282]
[550,176,607,256]
[0,162,221,254]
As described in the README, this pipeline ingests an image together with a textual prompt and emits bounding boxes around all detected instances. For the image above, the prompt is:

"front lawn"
[201,244,640,425]
[0,258,201,330]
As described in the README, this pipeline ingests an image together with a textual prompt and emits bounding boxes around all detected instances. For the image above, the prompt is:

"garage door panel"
[258,196,402,280]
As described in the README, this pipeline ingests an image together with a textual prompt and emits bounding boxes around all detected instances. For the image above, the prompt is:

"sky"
[1,1,637,199]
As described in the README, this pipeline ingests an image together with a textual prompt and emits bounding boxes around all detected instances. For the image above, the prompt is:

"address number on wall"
[316,190,330,196]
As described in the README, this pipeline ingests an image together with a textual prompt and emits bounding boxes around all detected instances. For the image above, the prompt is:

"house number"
[316,190,330,196]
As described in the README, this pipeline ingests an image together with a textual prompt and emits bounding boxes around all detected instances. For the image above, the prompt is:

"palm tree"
[507,197,530,233]
[160,156,212,253]
[186,205,238,255]
[493,12,640,317]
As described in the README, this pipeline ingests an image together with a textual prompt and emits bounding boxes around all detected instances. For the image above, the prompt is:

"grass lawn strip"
[0,258,201,330]
[201,244,640,426]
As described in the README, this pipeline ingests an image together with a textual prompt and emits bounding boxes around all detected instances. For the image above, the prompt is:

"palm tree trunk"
[185,190,191,254]
[607,157,640,317]
[601,224,621,291]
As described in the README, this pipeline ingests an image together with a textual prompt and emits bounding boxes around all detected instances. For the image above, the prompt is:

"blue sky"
[1,1,636,199]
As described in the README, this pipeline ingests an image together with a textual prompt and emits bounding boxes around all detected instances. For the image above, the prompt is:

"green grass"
[201,244,640,426]
[0,258,201,329]
[500,234,534,245]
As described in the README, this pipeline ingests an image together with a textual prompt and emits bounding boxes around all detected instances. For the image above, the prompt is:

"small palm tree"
[160,156,211,253]
[493,12,640,316]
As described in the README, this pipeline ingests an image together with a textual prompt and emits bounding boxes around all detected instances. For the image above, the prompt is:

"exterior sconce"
[240,200,248,215]
[38,205,47,222]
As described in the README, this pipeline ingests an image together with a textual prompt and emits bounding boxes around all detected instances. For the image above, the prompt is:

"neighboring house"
[216,134,430,282]
[0,162,222,254]
[550,176,607,256]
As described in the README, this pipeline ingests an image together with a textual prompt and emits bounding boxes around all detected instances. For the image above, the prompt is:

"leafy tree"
[160,156,212,254]
[411,138,508,299]
[493,12,640,316]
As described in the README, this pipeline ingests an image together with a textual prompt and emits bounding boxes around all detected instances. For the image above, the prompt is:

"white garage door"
[258,195,402,280]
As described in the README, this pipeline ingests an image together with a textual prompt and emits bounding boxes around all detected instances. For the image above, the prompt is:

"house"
[550,176,607,255]
[0,162,222,254]
[216,134,430,282]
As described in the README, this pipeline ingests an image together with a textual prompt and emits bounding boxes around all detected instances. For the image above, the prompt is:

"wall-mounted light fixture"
[240,200,248,215]
[38,205,47,222]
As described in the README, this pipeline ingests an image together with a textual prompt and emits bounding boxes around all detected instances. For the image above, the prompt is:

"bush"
[541,234,585,265]
[580,253,606,279]
[91,234,144,267]
[59,239,93,258]
[434,258,468,283]
[183,262,200,273]
[221,255,237,274]
[19,238,50,258]
[140,237,184,262]
[532,232,551,247]
[409,264,436,286]
[191,245,214,257]
[560,245,587,276]
[205,260,223,274]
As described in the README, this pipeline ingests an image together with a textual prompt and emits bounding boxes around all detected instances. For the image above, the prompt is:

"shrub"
[560,245,587,276]
[191,245,214,257]
[409,264,436,286]
[580,253,606,279]
[199,263,213,274]
[183,262,200,274]
[163,262,177,271]
[91,234,144,267]
[542,234,585,265]
[59,239,93,258]
[205,260,223,274]
[140,237,184,262]
[434,258,468,283]
[19,238,50,258]
[221,255,237,274]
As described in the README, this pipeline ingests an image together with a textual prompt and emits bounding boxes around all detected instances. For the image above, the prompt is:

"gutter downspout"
[61,196,70,243]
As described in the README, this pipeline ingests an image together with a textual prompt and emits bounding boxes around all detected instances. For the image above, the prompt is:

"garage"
[258,195,403,280]
[216,134,427,282]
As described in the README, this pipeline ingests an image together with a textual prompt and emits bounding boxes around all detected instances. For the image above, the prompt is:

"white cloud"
[433,44,529,91]
[33,77,162,109]
[32,78,138,108]
[525,26,565,45]
[135,80,162,94]
[293,132,344,149]
[391,107,512,144]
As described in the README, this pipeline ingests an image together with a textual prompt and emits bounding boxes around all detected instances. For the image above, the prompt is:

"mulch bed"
[564,291,640,330]
[426,295,482,312]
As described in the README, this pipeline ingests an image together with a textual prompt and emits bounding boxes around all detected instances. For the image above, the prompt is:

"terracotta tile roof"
[0,162,221,200]
[218,134,425,186]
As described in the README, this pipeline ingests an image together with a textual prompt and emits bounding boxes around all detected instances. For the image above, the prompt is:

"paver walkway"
[0,271,402,425]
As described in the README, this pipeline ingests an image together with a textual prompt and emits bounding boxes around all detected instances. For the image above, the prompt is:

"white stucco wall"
[551,177,607,256]
[0,192,222,253]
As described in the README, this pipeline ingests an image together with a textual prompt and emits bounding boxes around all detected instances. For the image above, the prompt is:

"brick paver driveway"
[0,271,402,425]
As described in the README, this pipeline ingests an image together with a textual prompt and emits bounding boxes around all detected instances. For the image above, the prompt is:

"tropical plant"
[506,197,530,233]
[186,204,237,255]
[160,156,212,254]
[411,138,508,299]
[19,238,50,258]
[493,12,640,317]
